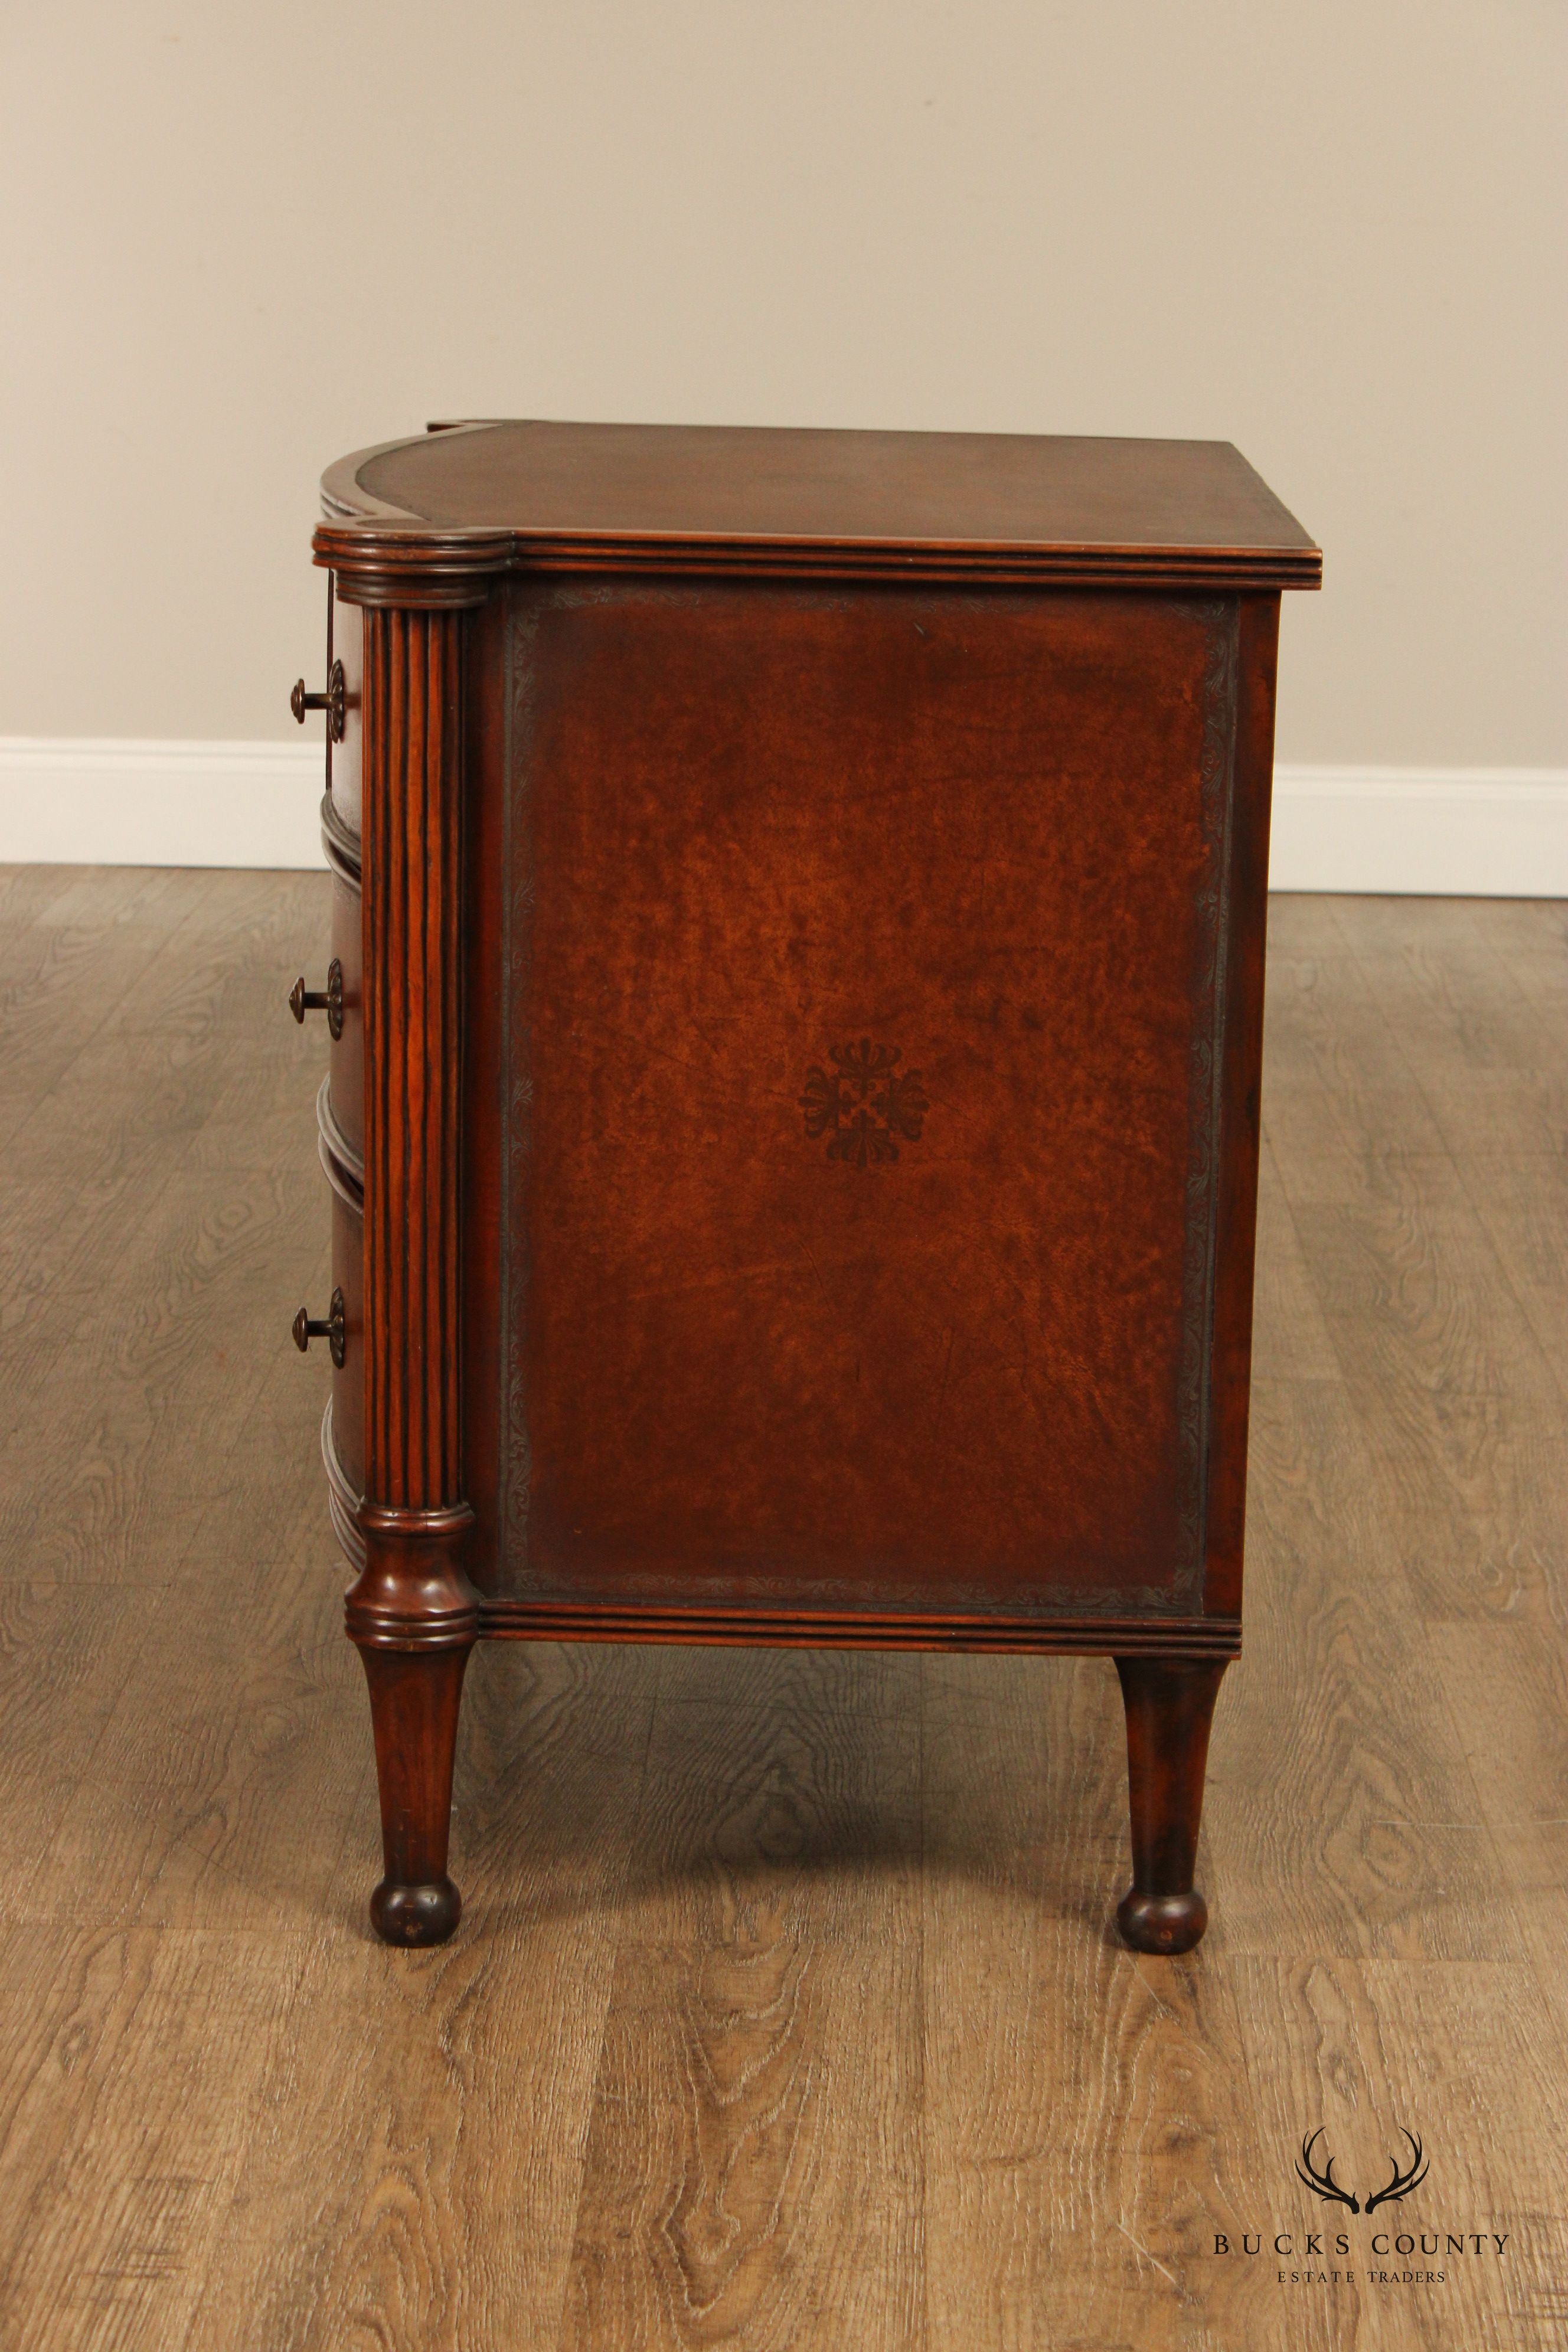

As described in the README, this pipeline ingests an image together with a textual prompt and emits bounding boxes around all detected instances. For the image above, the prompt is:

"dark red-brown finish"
[1115,1655,1229,1955]
[1203,596,1281,1618]
[296,419,1319,1950]
[357,603,465,1518]
[358,1646,472,1945]
[325,1177,364,1500]
[337,591,482,1945]
[326,876,363,1161]
[513,584,1226,1615]
[335,419,1319,591]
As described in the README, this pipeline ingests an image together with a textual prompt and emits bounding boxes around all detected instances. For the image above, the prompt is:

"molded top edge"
[318,420,1321,589]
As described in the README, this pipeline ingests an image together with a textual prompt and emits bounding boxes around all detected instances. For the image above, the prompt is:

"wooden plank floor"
[1,868,1564,2350]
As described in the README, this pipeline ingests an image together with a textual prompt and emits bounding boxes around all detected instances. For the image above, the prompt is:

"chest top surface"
[319,421,1321,592]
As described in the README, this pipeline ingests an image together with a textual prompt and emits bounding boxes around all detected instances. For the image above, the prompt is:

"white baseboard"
[0,740,1563,896]
[1269,765,1568,895]
[0,739,325,870]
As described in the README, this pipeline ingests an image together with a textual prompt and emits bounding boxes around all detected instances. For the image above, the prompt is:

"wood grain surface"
[1,871,1564,2348]
[332,420,1322,594]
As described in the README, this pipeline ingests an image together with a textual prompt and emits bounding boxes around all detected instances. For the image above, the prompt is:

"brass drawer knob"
[289,958,345,1040]
[290,659,347,743]
[293,1286,347,1369]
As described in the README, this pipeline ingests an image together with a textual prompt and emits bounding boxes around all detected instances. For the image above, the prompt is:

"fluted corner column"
[349,599,475,1638]
[323,539,501,1946]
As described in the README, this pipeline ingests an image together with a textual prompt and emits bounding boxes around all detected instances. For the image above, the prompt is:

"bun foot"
[371,1875,462,1946]
[355,1642,473,1951]
[1113,1655,1228,1961]
[1116,1884,1208,1956]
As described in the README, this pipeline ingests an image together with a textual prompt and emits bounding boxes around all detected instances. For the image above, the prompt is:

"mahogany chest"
[290,420,1319,1950]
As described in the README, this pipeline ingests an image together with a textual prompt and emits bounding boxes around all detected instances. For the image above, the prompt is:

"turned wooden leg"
[1114,1656,1229,1956]
[347,1505,481,1948]
[347,595,483,1945]
[357,1641,473,1946]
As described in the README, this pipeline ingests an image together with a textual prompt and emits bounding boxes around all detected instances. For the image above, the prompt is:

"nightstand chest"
[288,419,1319,1949]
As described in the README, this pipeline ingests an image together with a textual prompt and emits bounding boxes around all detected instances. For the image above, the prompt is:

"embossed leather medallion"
[800,1041,929,1167]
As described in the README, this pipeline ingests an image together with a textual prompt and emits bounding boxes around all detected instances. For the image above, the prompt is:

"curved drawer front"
[316,1071,365,1511]
[329,1181,365,1505]
[328,867,364,1162]
[308,579,365,1569]
[328,587,362,839]
[321,581,364,1163]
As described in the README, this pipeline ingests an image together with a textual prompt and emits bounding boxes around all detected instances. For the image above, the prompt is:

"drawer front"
[323,586,364,1162]
[329,1182,365,1503]
[303,577,366,1563]
[326,583,362,839]
[328,869,364,1162]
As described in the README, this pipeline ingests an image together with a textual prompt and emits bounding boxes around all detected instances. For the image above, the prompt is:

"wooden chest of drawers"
[290,420,1319,1950]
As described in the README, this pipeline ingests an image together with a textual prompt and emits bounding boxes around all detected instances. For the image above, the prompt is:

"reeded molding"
[360,606,465,1515]
[316,520,1318,596]
[347,599,481,1653]
[345,1524,482,1655]
[317,427,1322,594]
[314,524,512,609]
[479,1598,1242,1657]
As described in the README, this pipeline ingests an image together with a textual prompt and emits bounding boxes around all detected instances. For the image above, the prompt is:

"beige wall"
[4,1,1564,764]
